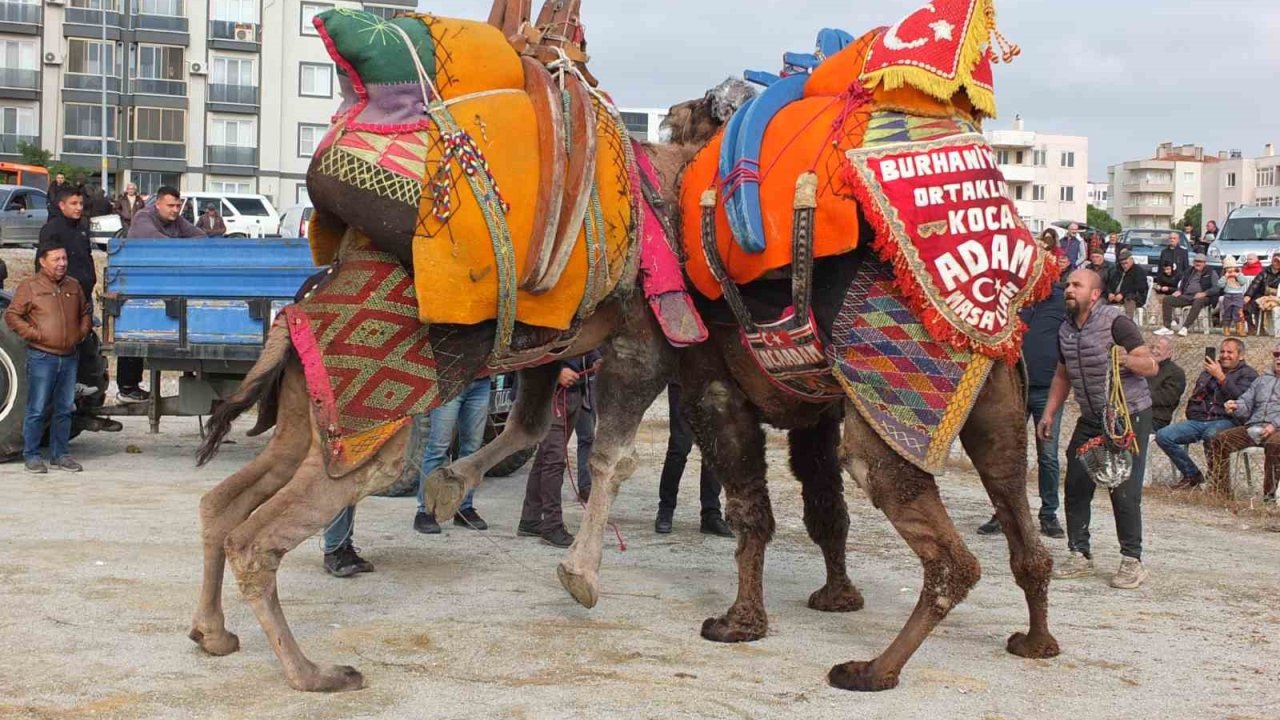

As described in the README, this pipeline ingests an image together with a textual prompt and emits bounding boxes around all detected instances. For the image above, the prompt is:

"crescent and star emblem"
[882,3,958,51]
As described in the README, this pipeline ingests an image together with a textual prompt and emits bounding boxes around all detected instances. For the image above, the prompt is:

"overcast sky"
[416,0,1280,179]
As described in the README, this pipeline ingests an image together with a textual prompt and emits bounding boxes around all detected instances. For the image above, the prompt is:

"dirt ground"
[1,397,1278,720]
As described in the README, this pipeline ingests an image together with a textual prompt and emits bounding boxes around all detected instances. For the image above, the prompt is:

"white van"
[278,200,314,239]
[180,192,280,238]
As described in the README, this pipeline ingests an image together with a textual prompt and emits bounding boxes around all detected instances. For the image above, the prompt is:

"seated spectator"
[1152,261,1181,307]
[1210,350,1280,503]
[1084,248,1113,281]
[1104,249,1150,319]
[1147,337,1187,433]
[1219,257,1248,336]
[1156,253,1218,336]
[1158,232,1190,277]
[1245,252,1280,334]
[1154,338,1257,488]
[1242,253,1263,277]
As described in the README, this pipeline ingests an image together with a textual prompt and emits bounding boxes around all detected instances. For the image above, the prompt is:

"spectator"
[412,378,492,534]
[654,384,733,537]
[1104,249,1149,319]
[86,186,112,218]
[1245,252,1280,334]
[47,173,72,220]
[1219,257,1248,336]
[1153,338,1256,489]
[4,240,92,474]
[116,183,145,230]
[1203,220,1220,247]
[1156,253,1218,337]
[978,266,1067,539]
[1147,337,1187,434]
[1107,232,1125,253]
[1152,260,1181,306]
[1212,351,1280,503]
[1043,269,1157,589]
[518,350,601,548]
[1084,247,1112,280]
[575,383,596,500]
[1158,232,1190,278]
[1242,253,1263,277]
[196,204,227,237]
[1059,223,1087,268]
[1186,223,1207,254]
[39,189,95,303]
[1037,228,1057,253]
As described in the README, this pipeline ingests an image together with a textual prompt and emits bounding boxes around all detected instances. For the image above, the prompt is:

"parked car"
[0,185,48,247]
[278,201,314,239]
[1105,228,1191,275]
[1208,206,1280,268]
[177,192,281,238]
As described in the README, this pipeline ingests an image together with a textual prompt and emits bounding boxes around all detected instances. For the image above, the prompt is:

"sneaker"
[1053,551,1094,580]
[50,456,83,473]
[1153,327,1173,336]
[24,458,47,474]
[323,543,374,578]
[654,511,673,534]
[453,507,488,531]
[1173,474,1204,490]
[540,525,575,548]
[976,515,1002,535]
[1040,516,1066,539]
[1177,327,1188,337]
[413,511,442,534]
[517,519,542,537]
[1263,493,1276,505]
[74,383,99,398]
[700,513,734,538]
[117,387,150,403]
[1109,557,1149,589]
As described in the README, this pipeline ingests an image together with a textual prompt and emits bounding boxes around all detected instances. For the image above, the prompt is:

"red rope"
[552,366,626,551]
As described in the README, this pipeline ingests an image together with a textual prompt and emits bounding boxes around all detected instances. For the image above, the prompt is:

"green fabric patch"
[316,8,435,86]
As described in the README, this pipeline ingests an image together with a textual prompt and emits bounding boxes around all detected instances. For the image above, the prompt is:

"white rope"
[546,45,619,121]
[387,22,440,111]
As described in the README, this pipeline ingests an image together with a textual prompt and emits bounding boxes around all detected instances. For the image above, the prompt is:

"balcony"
[1123,178,1174,193]
[208,83,258,106]
[64,73,124,93]
[0,133,38,155]
[206,145,257,166]
[999,165,1036,183]
[134,13,188,32]
[209,20,261,45]
[0,68,39,90]
[1121,203,1174,217]
[132,77,187,96]
[0,0,40,25]
[131,141,184,159]
[63,137,121,155]
[65,7,123,27]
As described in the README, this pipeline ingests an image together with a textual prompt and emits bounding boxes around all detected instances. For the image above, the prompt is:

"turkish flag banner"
[843,133,1055,361]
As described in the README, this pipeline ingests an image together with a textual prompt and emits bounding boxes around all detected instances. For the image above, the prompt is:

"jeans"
[1026,385,1064,520]
[1064,409,1152,560]
[1154,418,1237,480]
[322,506,355,555]
[23,348,78,461]
[415,378,490,514]
[657,385,723,516]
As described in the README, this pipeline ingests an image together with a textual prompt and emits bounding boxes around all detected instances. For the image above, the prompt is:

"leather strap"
[790,172,818,322]
[699,189,756,332]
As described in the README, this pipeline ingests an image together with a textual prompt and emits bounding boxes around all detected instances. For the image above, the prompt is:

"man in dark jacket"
[1147,337,1187,433]
[1157,232,1190,278]
[519,350,602,548]
[116,183,145,229]
[46,173,72,220]
[1104,250,1150,318]
[978,277,1068,539]
[1153,338,1256,488]
[39,189,95,302]
[1085,248,1112,282]
[1245,252,1280,333]
[1157,253,1218,336]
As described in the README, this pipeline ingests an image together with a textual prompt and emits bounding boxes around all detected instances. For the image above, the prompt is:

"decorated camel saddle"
[681,0,1055,472]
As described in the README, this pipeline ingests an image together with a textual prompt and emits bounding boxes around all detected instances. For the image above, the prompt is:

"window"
[212,0,258,23]
[1014,150,1024,165]
[298,123,327,156]
[0,106,36,137]
[362,5,401,20]
[1226,202,1237,214]
[1182,194,1195,207]
[1013,184,1024,200]
[137,0,182,14]
[299,63,332,97]
[996,150,1010,165]
[0,38,37,72]
[620,111,648,137]
[131,171,179,194]
[209,180,252,194]
[64,103,117,138]
[226,197,269,216]
[1226,172,1237,188]
[1060,151,1075,168]
[67,38,117,76]
[69,0,118,9]
[1032,184,1046,201]
[211,56,254,86]
[1033,149,1046,167]
[211,117,255,146]
[132,107,184,143]
[1182,171,1195,184]
[296,185,311,204]
[135,44,184,80]
[1060,186,1074,202]
[300,2,329,35]
[1257,167,1276,187]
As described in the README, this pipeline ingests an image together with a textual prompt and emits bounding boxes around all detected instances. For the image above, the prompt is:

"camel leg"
[190,368,310,656]
[423,363,561,520]
[558,317,674,607]
[829,401,982,691]
[224,442,381,692]
[790,411,864,613]
[959,363,1060,659]
[683,374,772,643]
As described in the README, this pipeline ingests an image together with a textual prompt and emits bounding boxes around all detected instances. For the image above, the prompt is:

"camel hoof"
[188,627,240,656]
[557,562,599,609]
[291,664,365,693]
[1007,631,1061,659]
[807,581,865,613]
[700,615,766,643]
[423,467,467,520]
[827,660,900,692]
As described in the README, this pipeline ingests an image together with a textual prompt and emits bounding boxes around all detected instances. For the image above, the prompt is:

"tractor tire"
[0,321,28,461]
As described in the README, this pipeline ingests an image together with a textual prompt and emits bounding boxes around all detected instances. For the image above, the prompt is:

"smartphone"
[1205,347,1217,361]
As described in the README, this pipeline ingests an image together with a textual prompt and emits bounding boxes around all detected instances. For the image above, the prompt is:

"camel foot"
[289,664,365,693]
[700,614,767,643]
[556,562,599,609]
[807,580,865,613]
[827,660,900,692]
[1006,630,1061,659]
[188,627,240,656]
[423,466,467,520]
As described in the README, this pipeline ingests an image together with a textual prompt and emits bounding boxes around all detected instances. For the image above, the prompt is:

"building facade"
[984,116,1088,233]
[1201,145,1280,227]
[1107,142,1213,230]
[1086,181,1109,212]
[0,0,415,210]
[618,106,668,144]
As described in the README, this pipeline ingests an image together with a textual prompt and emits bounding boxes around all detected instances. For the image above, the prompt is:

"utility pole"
[99,1,109,196]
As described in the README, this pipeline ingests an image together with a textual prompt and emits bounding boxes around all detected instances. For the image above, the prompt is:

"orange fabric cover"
[423,15,525,99]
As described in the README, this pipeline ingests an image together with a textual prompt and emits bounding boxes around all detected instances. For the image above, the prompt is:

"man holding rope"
[1042,269,1159,590]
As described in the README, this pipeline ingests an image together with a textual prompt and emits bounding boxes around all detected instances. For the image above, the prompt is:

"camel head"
[662,77,756,147]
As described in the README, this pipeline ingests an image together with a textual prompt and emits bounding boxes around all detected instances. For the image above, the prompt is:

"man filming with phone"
[1153,338,1257,489]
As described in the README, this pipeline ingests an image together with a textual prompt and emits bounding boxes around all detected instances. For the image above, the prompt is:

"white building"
[0,0,415,209]
[1087,181,1110,212]
[618,106,668,143]
[1107,142,1213,230]
[1201,144,1280,226]
[984,115,1088,233]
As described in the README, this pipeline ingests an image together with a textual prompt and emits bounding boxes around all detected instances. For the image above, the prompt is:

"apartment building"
[1107,142,1213,230]
[1201,144,1280,226]
[0,0,415,209]
[1086,181,1109,212]
[618,106,669,143]
[983,116,1088,233]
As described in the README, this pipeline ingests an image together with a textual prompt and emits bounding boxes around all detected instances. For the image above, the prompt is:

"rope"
[553,366,627,551]
[1105,346,1136,450]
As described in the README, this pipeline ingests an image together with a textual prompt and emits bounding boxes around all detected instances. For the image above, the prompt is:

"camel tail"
[197,321,294,466]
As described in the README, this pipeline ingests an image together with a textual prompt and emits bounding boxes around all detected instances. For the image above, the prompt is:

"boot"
[1237,319,1248,336]
[1223,324,1233,336]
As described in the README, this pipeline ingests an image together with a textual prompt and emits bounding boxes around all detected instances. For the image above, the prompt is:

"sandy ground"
[1,400,1278,720]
